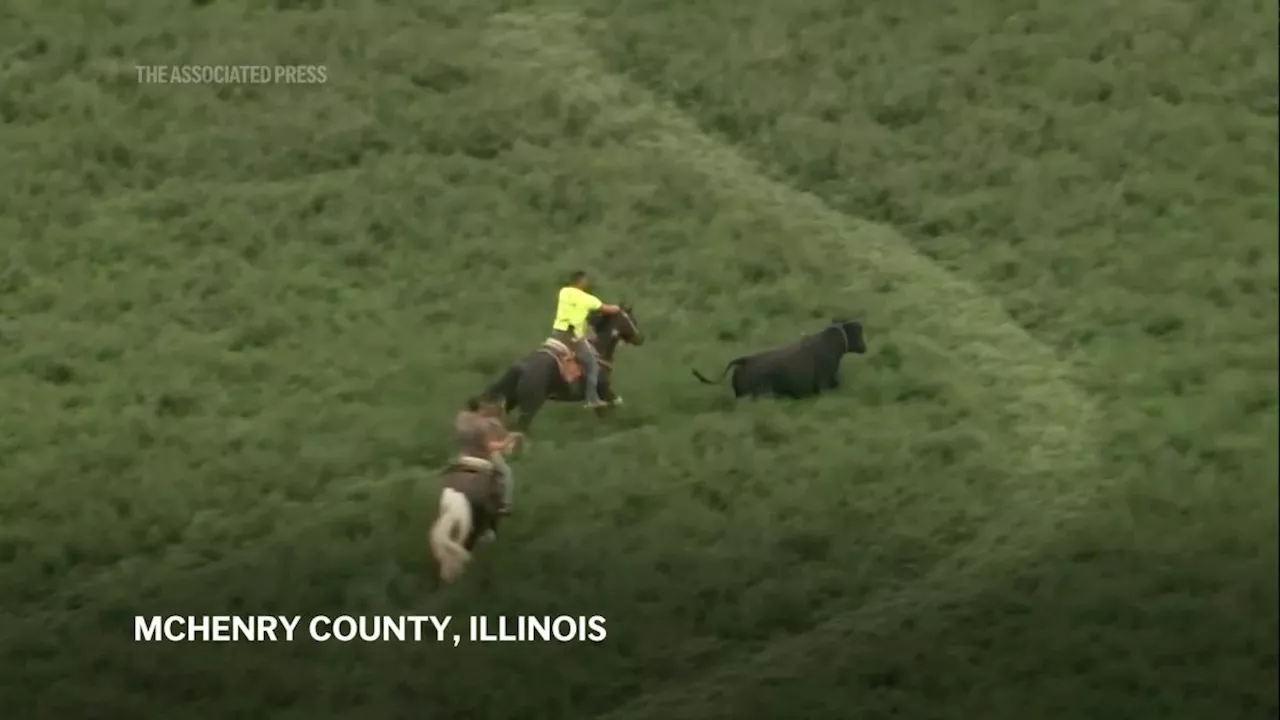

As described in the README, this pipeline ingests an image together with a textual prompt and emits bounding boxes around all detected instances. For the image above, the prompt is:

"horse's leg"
[513,370,548,433]
[464,500,490,549]
[515,395,545,432]
[597,372,617,402]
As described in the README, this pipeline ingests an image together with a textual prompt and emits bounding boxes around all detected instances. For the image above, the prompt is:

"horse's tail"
[429,488,473,583]
[692,357,744,385]
[485,364,522,403]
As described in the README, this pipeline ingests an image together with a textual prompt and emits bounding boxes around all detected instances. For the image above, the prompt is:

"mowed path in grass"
[583,0,1278,716]
[2,1,1276,718]
[479,13,1118,718]
[2,8,1099,719]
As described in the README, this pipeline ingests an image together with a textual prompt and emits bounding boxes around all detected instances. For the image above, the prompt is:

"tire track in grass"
[479,11,1108,719]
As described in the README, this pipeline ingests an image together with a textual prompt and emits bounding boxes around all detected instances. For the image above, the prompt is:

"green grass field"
[2,0,1276,717]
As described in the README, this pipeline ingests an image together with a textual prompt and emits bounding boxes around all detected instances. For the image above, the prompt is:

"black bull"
[692,319,867,398]
[482,307,644,432]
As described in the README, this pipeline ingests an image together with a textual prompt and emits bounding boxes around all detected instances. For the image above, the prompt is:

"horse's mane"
[587,305,631,331]
[586,309,610,330]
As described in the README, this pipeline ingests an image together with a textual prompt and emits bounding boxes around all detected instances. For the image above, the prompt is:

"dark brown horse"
[481,306,645,432]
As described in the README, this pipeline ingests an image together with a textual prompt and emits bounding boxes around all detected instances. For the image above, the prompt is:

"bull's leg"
[767,371,790,398]
[778,372,809,399]
[811,370,830,395]
[814,357,841,391]
[792,361,826,397]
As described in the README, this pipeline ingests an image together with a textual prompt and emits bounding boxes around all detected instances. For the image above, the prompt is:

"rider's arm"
[488,434,521,453]
[485,418,519,452]
[576,288,618,314]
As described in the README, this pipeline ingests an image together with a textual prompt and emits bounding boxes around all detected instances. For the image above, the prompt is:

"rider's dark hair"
[466,396,482,411]
[567,270,587,286]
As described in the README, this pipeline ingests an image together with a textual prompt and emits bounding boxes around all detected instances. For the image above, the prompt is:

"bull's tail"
[692,358,744,385]
[429,488,473,583]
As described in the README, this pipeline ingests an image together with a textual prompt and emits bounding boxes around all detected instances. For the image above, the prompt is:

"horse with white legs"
[429,456,505,584]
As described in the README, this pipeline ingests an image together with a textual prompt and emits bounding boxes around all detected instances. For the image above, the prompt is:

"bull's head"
[831,318,866,354]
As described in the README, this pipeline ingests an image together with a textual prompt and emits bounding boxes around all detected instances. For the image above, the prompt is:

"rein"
[614,309,638,340]
[588,310,637,370]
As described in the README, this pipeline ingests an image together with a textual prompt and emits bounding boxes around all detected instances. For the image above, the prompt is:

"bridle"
[590,310,639,370]
[612,309,639,342]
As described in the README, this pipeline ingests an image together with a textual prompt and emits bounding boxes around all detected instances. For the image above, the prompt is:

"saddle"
[445,455,496,476]
[539,337,589,384]
[443,456,504,518]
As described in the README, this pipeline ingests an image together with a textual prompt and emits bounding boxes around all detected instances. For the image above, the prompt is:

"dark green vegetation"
[2,0,1276,717]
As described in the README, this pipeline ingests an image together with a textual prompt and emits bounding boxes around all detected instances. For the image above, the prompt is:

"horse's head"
[611,303,644,346]
[589,303,644,348]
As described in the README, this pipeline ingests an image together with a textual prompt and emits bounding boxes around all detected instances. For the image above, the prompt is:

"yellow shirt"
[551,286,603,338]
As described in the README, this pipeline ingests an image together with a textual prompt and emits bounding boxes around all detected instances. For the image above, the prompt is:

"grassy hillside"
[2,0,1275,718]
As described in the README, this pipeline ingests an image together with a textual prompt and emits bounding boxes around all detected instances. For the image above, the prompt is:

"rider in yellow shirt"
[551,270,622,408]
